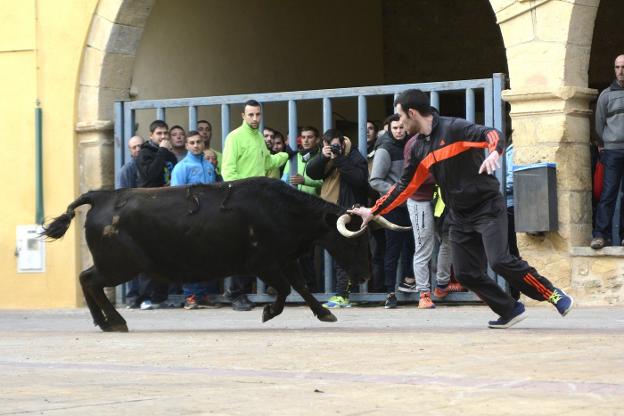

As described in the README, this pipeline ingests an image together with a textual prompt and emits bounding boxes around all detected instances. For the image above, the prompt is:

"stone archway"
[76,0,154,194]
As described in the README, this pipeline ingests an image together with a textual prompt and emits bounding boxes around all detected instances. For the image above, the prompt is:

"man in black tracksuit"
[350,89,574,328]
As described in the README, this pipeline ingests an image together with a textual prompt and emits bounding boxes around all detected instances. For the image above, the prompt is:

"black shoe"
[384,293,398,309]
[232,295,254,311]
[488,301,527,329]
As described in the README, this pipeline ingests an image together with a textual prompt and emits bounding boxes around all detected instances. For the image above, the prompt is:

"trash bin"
[513,162,557,233]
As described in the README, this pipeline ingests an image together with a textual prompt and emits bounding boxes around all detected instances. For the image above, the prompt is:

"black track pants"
[449,196,556,317]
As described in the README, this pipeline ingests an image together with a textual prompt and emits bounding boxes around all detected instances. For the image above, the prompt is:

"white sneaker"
[139,300,153,310]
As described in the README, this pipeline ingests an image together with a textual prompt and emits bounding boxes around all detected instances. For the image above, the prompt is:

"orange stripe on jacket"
[372,140,490,216]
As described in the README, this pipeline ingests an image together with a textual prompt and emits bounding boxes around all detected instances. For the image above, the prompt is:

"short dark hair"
[263,126,275,134]
[197,120,212,129]
[393,89,433,116]
[273,131,284,142]
[367,120,378,130]
[186,130,200,138]
[244,99,261,109]
[300,126,319,137]
[149,120,168,133]
[169,125,185,133]
[322,128,344,144]
[386,114,400,124]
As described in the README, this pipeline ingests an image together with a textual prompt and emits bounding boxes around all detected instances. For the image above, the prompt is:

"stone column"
[75,0,154,303]
[491,0,599,288]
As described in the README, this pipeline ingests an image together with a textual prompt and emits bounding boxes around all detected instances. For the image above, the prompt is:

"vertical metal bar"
[156,107,166,121]
[465,88,475,122]
[221,103,231,294]
[357,95,369,293]
[357,95,367,158]
[188,106,197,130]
[430,91,440,111]
[322,97,334,294]
[34,104,44,225]
[123,107,135,155]
[323,98,332,132]
[114,102,125,190]
[484,80,494,128]
[492,74,505,189]
[221,104,230,149]
[259,102,265,134]
[492,73,505,132]
[288,100,298,177]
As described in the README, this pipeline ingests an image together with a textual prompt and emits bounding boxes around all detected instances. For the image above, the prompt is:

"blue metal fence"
[114,74,507,304]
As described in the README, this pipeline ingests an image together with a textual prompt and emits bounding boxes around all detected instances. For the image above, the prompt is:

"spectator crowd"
[117,54,623,314]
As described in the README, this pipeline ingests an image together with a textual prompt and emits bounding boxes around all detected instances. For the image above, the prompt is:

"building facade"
[0,0,622,308]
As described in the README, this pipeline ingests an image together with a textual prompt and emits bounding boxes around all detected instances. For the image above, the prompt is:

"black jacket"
[307,144,369,209]
[136,140,178,188]
[371,110,504,221]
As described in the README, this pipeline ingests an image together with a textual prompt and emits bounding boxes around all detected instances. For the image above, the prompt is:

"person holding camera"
[307,128,369,308]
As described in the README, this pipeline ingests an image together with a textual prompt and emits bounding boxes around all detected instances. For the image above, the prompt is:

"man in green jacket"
[222,100,289,181]
[222,99,289,311]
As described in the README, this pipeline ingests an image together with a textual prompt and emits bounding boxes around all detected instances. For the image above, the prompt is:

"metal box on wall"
[513,163,558,233]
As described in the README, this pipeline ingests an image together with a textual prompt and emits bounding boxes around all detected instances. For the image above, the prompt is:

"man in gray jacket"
[591,54,624,249]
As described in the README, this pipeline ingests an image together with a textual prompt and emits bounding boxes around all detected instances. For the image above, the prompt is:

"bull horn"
[372,215,412,231]
[336,213,367,238]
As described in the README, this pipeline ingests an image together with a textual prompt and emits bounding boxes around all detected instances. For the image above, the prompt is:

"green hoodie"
[222,122,288,181]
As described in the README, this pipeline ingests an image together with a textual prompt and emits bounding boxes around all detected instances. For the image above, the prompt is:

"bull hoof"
[317,312,337,323]
[262,305,275,323]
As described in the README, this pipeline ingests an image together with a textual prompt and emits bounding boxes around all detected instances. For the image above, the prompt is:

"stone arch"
[76,0,154,193]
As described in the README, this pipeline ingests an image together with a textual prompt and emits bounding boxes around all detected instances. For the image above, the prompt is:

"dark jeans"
[369,228,386,293]
[593,149,624,242]
[228,275,254,299]
[383,206,414,293]
[450,196,556,318]
[137,275,169,304]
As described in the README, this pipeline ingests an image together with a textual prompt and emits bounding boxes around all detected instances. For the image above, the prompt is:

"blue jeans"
[593,149,624,242]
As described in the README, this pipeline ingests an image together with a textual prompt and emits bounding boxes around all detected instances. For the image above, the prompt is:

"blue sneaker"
[549,287,574,317]
[488,301,526,329]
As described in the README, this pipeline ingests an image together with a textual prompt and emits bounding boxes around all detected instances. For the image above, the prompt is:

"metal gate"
[114,73,507,305]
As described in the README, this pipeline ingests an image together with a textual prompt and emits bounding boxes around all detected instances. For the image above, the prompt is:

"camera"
[330,143,342,155]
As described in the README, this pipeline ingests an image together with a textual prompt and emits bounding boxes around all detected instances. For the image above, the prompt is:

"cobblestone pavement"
[1,305,622,416]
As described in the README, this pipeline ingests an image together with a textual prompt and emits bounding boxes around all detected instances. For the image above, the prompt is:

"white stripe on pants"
[407,199,435,292]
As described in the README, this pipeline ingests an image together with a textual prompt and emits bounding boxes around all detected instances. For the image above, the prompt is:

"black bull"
[42,177,371,332]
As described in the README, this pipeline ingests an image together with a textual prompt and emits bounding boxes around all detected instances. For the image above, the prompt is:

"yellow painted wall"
[0,0,98,308]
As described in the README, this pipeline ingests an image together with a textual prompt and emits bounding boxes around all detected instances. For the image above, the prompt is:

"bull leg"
[79,267,109,329]
[260,275,291,323]
[283,261,337,323]
[80,267,128,332]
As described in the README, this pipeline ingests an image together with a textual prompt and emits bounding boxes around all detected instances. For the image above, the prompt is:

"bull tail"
[41,193,95,240]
